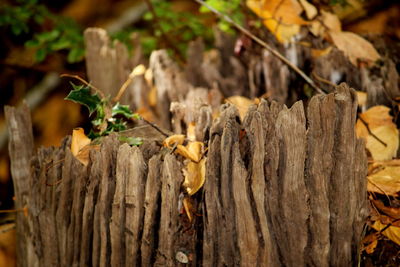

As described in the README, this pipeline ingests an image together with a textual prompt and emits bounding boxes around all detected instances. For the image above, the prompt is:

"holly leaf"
[65,83,102,115]
[112,103,137,119]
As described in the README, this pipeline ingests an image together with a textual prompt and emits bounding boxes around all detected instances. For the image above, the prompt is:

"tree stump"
[6,83,367,267]
[5,28,369,267]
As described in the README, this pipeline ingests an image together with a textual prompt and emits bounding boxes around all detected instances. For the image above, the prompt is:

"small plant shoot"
[65,83,142,145]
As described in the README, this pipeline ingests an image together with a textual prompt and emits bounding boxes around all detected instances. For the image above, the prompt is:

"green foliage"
[199,0,243,34]
[65,83,141,143]
[0,0,84,63]
[142,0,213,57]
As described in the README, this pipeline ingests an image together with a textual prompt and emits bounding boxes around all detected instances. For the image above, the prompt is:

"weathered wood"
[7,82,367,266]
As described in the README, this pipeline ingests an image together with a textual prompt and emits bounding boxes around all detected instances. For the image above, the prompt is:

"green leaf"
[112,103,134,119]
[25,39,39,48]
[65,84,102,115]
[37,29,60,43]
[119,136,143,146]
[67,48,84,63]
[35,48,47,62]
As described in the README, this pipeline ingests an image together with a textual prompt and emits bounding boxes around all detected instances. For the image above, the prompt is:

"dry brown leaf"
[321,10,342,32]
[368,166,400,196]
[362,233,379,254]
[355,91,367,108]
[371,199,400,220]
[246,0,307,43]
[176,142,204,163]
[372,220,400,246]
[187,122,196,142]
[182,197,193,222]
[356,106,399,160]
[298,0,317,20]
[225,96,254,121]
[163,134,185,148]
[71,128,91,157]
[183,158,206,196]
[329,31,380,66]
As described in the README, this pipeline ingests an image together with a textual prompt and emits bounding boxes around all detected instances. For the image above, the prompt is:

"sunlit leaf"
[71,128,93,165]
[330,31,380,66]
[368,166,400,197]
[226,96,254,121]
[183,158,206,196]
[163,134,185,148]
[372,220,400,246]
[356,106,399,160]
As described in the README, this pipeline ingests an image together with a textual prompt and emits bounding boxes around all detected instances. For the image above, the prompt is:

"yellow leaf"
[182,197,193,222]
[71,128,100,166]
[372,220,400,246]
[321,10,342,32]
[163,134,185,148]
[368,166,400,196]
[246,0,307,43]
[225,96,254,121]
[355,91,367,108]
[183,158,206,196]
[362,233,379,254]
[129,64,146,78]
[329,31,380,66]
[187,122,196,142]
[71,128,91,157]
[298,0,317,20]
[356,106,399,160]
[176,141,204,163]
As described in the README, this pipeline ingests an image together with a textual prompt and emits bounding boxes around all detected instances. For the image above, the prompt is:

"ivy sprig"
[65,82,141,144]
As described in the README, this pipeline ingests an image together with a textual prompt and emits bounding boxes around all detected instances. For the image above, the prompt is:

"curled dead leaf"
[176,141,204,163]
[71,128,99,166]
[183,158,206,196]
[163,134,185,148]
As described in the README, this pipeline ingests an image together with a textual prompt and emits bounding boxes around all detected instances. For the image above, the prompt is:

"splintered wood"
[6,83,367,267]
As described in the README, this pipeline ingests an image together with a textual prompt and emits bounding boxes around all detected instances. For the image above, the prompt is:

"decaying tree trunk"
[6,84,367,267]
[6,27,370,267]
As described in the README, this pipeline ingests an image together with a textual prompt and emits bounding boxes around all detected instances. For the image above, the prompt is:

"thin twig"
[113,77,133,103]
[140,117,170,137]
[312,71,336,89]
[193,0,326,95]
[358,116,387,147]
[60,74,106,99]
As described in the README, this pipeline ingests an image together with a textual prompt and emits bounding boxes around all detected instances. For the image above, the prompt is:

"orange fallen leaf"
[176,142,204,163]
[163,134,185,148]
[362,233,379,254]
[183,197,193,222]
[372,220,400,246]
[225,96,254,121]
[71,128,91,156]
[71,128,97,166]
[246,0,307,43]
[356,106,399,161]
[329,31,380,66]
[367,166,400,197]
[183,158,206,196]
